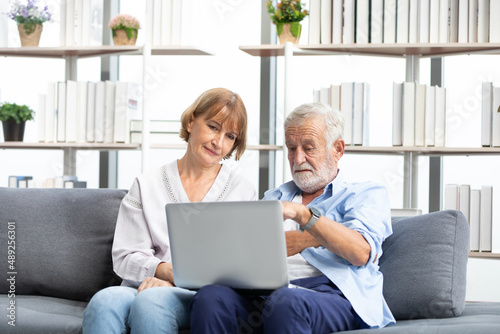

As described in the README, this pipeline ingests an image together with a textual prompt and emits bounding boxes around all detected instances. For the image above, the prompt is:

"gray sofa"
[0,187,499,334]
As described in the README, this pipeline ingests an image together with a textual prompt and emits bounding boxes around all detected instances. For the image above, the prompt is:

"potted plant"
[266,0,308,45]
[108,14,141,46]
[0,102,35,141]
[5,0,52,47]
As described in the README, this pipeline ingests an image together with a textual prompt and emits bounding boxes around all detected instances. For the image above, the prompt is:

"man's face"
[285,117,339,194]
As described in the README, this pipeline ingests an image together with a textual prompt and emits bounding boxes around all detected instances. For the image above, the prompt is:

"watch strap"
[300,207,320,233]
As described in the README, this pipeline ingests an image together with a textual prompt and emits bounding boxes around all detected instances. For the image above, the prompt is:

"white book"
[492,85,500,147]
[415,84,426,147]
[161,0,173,45]
[491,0,500,42]
[356,0,370,44]
[74,0,83,46]
[86,82,96,142]
[419,0,431,43]
[425,85,436,147]
[402,82,416,147]
[65,0,75,46]
[352,82,364,145]
[77,81,87,143]
[470,188,481,252]
[449,0,459,42]
[320,0,332,44]
[469,0,478,42]
[94,81,106,143]
[458,0,469,43]
[313,89,321,102]
[45,82,57,143]
[308,0,321,44]
[481,82,493,147]
[459,184,471,223]
[384,0,397,43]
[170,0,182,45]
[478,0,490,42]
[430,0,440,42]
[57,82,66,142]
[392,82,403,146]
[81,0,91,45]
[408,0,419,43]
[37,94,46,143]
[330,84,341,111]
[130,132,183,145]
[60,0,67,46]
[65,80,78,142]
[396,0,410,43]
[434,86,446,147]
[371,0,384,43]
[320,87,330,105]
[104,81,116,143]
[445,184,459,210]
[332,0,343,43]
[439,0,449,43]
[480,185,493,252]
[340,82,354,145]
[153,0,162,46]
[90,0,103,46]
[180,0,193,45]
[343,0,355,44]
[114,82,141,143]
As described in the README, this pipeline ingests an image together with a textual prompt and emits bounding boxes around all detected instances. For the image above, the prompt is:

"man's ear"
[332,139,345,161]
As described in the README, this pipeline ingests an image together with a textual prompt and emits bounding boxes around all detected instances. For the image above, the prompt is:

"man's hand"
[137,277,173,293]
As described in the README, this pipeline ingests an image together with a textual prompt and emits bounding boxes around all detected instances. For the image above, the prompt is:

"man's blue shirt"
[263,170,396,328]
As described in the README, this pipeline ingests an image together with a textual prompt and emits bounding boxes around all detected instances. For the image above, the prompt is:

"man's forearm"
[285,230,321,257]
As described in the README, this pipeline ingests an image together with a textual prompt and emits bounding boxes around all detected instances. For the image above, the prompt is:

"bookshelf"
[240,43,500,258]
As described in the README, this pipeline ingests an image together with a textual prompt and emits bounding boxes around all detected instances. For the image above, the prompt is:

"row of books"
[8,175,87,188]
[59,0,104,47]
[308,0,499,45]
[313,82,369,146]
[445,184,498,253]
[481,82,500,147]
[151,0,191,46]
[37,80,141,144]
[129,119,183,144]
[393,82,447,147]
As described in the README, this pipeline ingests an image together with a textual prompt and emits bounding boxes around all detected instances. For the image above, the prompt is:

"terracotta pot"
[2,120,26,141]
[277,22,302,45]
[18,23,43,47]
[112,29,138,46]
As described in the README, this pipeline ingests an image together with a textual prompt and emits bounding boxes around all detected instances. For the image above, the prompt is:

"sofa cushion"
[379,210,469,320]
[0,188,127,302]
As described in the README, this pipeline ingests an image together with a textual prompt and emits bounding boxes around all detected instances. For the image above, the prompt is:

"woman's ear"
[187,115,194,133]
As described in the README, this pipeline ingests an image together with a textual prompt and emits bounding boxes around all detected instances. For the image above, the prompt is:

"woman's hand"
[137,277,174,293]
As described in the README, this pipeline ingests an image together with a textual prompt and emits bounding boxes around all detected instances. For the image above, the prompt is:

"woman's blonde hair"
[180,88,247,160]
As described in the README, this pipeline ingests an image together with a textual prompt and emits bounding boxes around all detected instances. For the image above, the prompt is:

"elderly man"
[190,102,396,333]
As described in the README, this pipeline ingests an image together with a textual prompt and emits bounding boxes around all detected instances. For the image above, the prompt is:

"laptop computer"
[165,200,289,291]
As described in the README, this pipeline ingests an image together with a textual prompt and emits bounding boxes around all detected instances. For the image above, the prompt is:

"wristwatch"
[300,206,321,233]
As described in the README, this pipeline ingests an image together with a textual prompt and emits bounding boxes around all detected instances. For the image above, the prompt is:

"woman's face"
[187,114,239,167]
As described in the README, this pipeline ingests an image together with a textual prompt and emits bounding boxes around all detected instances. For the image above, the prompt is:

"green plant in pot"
[267,0,308,45]
[0,102,35,141]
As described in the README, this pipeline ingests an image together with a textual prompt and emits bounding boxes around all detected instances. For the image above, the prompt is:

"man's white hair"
[284,102,344,148]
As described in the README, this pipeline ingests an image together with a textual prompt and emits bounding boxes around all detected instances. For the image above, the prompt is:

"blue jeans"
[83,286,196,334]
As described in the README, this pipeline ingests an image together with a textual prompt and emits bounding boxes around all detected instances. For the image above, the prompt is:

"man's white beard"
[292,157,335,194]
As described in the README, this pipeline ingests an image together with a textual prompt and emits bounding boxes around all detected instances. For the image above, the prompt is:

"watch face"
[310,206,321,217]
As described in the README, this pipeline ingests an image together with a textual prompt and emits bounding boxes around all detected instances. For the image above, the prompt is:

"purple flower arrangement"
[5,0,52,35]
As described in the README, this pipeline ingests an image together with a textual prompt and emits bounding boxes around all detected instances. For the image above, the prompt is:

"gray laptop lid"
[166,200,289,291]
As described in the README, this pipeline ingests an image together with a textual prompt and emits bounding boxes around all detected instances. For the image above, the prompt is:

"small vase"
[18,23,43,47]
[2,120,26,142]
[112,29,138,46]
[277,22,302,45]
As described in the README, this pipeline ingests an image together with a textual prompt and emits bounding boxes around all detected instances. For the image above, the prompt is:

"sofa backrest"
[0,187,127,302]
[380,210,470,320]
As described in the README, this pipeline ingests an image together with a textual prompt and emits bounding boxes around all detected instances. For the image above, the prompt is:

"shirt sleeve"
[112,178,162,287]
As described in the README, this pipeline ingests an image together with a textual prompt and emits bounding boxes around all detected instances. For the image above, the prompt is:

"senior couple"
[83,87,395,333]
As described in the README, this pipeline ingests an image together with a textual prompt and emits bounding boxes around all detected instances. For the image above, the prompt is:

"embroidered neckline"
[123,193,143,209]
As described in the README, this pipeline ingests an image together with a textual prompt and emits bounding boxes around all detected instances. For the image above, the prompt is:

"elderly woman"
[83,87,257,333]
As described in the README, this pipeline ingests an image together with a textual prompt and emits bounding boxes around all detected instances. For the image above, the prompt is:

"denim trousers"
[82,285,196,334]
